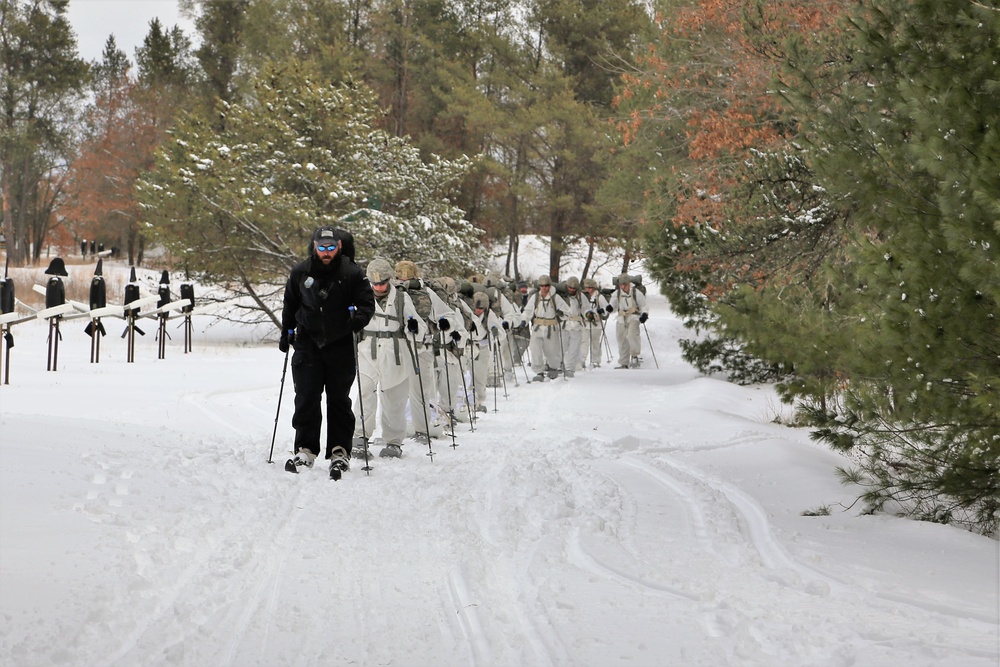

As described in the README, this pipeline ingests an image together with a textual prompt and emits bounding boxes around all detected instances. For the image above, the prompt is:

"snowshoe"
[379,443,403,458]
[351,437,369,459]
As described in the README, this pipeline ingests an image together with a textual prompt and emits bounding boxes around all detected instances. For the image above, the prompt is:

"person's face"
[474,307,485,317]
[315,240,340,265]
[567,286,577,296]
[372,279,390,295]
[621,282,631,293]
[585,287,596,297]
[539,284,551,296]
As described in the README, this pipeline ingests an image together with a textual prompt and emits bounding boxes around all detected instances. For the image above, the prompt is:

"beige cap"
[395,260,419,280]
[367,258,395,283]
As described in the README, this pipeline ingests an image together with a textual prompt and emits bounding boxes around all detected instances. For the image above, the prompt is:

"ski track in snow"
[105,372,995,666]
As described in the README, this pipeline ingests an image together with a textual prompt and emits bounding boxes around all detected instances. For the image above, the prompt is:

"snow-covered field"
[1,259,997,667]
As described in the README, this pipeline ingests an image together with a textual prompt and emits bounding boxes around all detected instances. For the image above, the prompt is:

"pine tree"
[0,0,87,264]
[138,66,482,326]
[784,0,1000,534]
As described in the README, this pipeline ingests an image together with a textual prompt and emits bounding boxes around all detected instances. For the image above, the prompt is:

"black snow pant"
[291,336,357,459]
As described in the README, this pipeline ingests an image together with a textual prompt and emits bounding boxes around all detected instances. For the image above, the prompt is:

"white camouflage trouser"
[580,320,605,367]
[435,346,464,414]
[354,374,409,445]
[562,324,582,373]
[529,324,564,375]
[405,342,440,437]
[616,316,642,366]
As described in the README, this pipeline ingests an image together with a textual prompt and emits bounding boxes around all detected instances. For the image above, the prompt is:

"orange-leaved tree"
[63,74,172,266]
[611,0,850,382]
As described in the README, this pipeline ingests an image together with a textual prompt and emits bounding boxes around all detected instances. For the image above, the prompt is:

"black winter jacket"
[281,254,375,348]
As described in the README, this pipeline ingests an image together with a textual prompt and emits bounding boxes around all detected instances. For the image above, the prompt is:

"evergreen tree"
[135,17,196,90]
[192,0,250,108]
[615,0,848,383]
[527,0,652,277]
[90,35,129,88]
[138,66,482,326]
[0,0,87,264]
[783,0,1000,534]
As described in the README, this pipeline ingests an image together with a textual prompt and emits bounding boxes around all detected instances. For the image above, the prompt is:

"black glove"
[406,317,419,334]
[502,320,510,330]
[585,311,595,322]
[438,317,450,331]
[639,312,648,324]
[605,304,614,313]
[555,309,564,318]
[279,328,295,353]
[450,331,461,343]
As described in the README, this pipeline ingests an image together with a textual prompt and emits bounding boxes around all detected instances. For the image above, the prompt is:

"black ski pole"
[503,325,520,386]
[267,347,289,464]
[469,334,480,419]
[455,341,475,431]
[556,317,568,381]
[440,332,459,448]
[489,329,499,411]
[407,323,435,461]
[496,331,509,398]
[641,320,659,369]
[509,324,531,383]
[597,306,613,364]
[350,311,373,473]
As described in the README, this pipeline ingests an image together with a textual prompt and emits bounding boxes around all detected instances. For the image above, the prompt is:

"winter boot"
[285,448,317,473]
[379,442,403,458]
[293,450,316,468]
[329,446,350,479]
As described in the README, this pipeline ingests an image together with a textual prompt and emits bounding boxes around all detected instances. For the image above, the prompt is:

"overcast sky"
[65,0,194,64]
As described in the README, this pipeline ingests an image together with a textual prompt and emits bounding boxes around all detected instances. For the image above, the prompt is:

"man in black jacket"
[280,226,375,474]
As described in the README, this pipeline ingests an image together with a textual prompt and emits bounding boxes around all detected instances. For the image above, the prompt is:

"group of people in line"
[279,226,650,476]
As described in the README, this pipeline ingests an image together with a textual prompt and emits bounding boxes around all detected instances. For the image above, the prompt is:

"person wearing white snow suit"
[607,273,648,369]
[580,277,610,369]
[522,275,571,381]
[456,291,502,413]
[394,260,464,442]
[559,276,585,377]
[354,258,428,458]
[280,227,375,473]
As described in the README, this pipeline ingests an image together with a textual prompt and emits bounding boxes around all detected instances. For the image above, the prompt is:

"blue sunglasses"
[316,244,338,252]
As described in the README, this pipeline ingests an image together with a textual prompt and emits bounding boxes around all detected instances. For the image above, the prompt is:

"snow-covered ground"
[1,260,997,667]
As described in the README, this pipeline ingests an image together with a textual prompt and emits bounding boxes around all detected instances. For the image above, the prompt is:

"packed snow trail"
[1,294,997,667]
